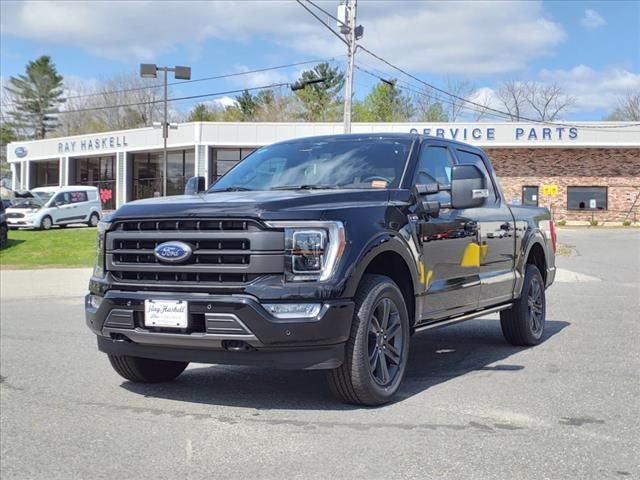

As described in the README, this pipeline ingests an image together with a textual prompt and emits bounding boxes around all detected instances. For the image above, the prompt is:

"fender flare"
[342,232,421,299]
[514,229,548,297]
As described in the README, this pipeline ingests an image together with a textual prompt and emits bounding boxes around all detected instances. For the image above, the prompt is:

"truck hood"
[111,189,392,221]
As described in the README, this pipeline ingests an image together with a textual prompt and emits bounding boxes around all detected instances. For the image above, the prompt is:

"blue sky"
[1,0,638,121]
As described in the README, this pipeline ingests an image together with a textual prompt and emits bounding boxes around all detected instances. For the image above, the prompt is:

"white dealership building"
[6,121,640,221]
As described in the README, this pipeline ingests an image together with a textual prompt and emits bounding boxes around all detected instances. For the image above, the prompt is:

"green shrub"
[622,220,632,227]
[590,219,599,227]
[557,219,567,226]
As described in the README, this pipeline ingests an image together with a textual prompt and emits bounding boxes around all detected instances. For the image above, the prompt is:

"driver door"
[50,192,73,223]
[414,142,481,321]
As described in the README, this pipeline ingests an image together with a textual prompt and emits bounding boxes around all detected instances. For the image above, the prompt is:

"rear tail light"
[550,219,557,253]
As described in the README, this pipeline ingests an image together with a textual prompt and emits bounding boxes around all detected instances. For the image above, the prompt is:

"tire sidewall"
[41,216,52,230]
[522,265,546,344]
[351,278,410,403]
[89,213,99,227]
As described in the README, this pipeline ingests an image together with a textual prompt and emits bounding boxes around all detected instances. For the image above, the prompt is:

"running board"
[414,303,513,333]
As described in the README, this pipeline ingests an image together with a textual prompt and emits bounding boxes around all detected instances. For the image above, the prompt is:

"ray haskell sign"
[58,135,128,154]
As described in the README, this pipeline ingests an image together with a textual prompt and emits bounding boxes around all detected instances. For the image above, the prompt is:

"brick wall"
[485,148,640,222]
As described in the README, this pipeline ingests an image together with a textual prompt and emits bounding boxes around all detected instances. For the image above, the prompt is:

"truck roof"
[276,132,485,152]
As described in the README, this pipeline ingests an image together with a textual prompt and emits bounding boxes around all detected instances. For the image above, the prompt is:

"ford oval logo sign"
[15,147,27,158]
[154,241,192,264]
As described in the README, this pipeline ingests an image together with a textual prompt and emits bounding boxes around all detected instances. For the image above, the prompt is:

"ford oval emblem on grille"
[154,241,193,264]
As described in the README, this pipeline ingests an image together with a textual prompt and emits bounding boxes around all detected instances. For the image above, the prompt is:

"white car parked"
[6,186,102,230]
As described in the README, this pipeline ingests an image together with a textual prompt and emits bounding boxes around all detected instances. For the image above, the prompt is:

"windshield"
[209,138,413,192]
[33,191,54,204]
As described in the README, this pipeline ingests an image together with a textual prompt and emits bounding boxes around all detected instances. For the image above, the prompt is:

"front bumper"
[86,290,354,370]
[7,218,38,228]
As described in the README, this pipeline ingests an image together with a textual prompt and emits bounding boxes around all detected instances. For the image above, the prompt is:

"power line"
[357,45,640,130]
[51,83,289,116]
[295,0,347,45]
[1,57,338,107]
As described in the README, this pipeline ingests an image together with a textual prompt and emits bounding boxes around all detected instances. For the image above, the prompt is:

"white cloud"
[539,65,640,111]
[229,65,297,89]
[212,96,237,108]
[1,1,565,76]
[581,9,607,29]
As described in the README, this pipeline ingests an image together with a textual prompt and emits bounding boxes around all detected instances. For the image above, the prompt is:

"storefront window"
[33,160,59,187]
[522,186,539,207]
[211,147,256,182]
[132,149,194,200]
[567,186,608,210]
[72,156,116,210]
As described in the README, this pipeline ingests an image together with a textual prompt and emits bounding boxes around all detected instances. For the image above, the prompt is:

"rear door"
[414,141,480,321]
[454,148,516,307]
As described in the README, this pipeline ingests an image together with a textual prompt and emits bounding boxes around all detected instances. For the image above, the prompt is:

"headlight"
[93,220,112,277]
[265,221,346,282]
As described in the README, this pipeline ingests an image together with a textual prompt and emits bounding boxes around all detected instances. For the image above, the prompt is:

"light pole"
[140,64,191,197]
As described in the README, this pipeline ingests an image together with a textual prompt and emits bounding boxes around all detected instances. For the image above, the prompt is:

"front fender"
[342,232,420,299]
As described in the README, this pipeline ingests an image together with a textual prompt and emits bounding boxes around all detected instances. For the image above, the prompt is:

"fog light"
[263,303,321,319]
[87,294,103,310]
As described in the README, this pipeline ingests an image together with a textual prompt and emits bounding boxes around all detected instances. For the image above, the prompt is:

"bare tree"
[495,81,528,121]
[606,92,640,121]
[413,87,448,122]
[525,82,575,121]
[446,77,475,121]
[470,89,494,122]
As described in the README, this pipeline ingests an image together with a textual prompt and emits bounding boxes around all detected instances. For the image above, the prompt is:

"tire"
[500,264,546,346]
[0,225,7,248]
[40,216,53,230]
[327,274,410,406]
[87,212,100,227]
[108,355,188,383]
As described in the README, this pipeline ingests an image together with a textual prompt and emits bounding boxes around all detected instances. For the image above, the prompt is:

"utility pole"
[342,0,357,134]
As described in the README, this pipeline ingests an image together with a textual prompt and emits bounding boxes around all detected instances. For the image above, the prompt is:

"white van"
[6,186,102,230]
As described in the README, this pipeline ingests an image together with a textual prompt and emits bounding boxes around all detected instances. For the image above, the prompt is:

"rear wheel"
[88,212,100,227]
[327,274,410,406]
[40,216,53,230]
[500,264,546,346]
[108,355,188,383]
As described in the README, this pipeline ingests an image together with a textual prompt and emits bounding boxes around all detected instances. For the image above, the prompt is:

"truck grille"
[105,218,285,288]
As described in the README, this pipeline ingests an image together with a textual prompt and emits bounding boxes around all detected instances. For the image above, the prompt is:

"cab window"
[51,192,71,206]
[414,145,454,186]
[455,149,497,202]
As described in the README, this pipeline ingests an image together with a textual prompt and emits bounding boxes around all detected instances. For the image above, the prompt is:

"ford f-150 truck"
[86,134,556,406]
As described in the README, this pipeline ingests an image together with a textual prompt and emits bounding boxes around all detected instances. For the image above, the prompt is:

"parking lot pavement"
[1,229,638,480]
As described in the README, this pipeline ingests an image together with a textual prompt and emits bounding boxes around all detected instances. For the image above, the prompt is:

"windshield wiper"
[208,186,255,193]
[270,184,339,191]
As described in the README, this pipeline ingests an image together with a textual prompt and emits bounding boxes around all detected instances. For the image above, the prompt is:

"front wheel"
[108,355,188,383]
[40,216,53,230]
[500,264,546,346]
[87,212,100,227]
[327,274,410,406]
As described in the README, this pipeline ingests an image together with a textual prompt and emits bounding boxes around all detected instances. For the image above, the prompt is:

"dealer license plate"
[144,299,188,329]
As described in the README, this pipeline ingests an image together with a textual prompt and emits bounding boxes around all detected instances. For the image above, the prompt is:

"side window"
[455,149,497,203]
[70,191,88,203]
[52,192,71,205]
[414,146,454,186]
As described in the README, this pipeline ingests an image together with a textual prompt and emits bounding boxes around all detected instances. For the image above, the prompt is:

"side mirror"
[413,183,441,217]
[450,164,488,209]
[184,176,205,195]
[55,201,64,207]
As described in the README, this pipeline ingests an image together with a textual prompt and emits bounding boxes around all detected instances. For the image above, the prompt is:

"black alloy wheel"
[368,297,404,386]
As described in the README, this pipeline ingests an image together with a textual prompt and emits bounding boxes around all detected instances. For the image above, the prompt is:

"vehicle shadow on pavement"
[121,318,569,410]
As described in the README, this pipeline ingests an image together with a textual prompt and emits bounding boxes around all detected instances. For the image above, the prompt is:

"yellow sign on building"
[542,184,558,196]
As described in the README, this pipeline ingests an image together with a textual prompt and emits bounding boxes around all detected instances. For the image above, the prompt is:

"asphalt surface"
[1,228,639,479]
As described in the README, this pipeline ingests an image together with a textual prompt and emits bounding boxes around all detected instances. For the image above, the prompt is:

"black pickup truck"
[86,134,556,406]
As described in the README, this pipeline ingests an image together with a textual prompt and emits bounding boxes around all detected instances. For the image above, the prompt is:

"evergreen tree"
[5,56,65,139]
[355,80,414,122]
[294,63,345,121]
